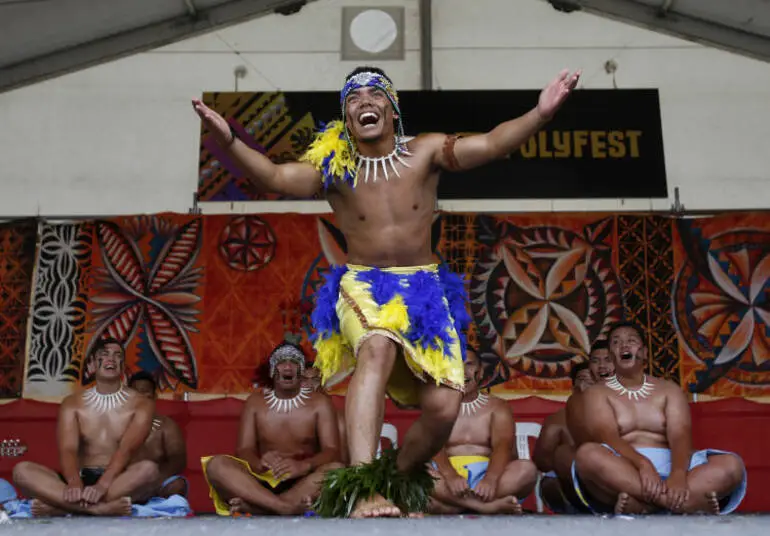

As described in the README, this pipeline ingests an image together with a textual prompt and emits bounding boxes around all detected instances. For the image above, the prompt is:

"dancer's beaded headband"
[300,71,408,190]
[269,344,306,377]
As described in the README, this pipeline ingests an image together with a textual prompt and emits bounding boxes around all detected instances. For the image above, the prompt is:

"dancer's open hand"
[537,69,581,121]
[191,98,232,147]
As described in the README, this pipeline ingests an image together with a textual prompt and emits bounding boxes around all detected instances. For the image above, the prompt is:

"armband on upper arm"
[443,134,462,172]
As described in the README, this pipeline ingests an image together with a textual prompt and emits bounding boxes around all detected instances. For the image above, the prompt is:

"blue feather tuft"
[355,269,400,306]
[310,265,348,341]
[400,270,456,354]
[438,265,471,361]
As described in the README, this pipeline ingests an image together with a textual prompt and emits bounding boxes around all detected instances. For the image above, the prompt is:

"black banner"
[198,89,666,201]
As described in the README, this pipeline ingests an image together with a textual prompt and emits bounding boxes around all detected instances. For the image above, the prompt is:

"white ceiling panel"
[0,0,315,93]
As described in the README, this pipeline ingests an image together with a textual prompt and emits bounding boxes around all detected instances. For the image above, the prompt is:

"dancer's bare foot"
[350,494,402,518]
[89,497,132,517]
[477,496,522,515]
[30,499,65,517]
[407,511,425,518]
[706,492,721,515]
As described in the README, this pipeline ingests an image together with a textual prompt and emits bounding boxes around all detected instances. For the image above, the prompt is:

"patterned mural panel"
[617,216,678,382]
[468,214,623,395]
[0,219,37,398]
[12,211,770,400]
[24,223,93,398]
[674,213,770,396]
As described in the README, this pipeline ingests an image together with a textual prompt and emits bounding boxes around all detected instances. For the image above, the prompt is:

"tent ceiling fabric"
[553,0,770,62]
[1,0,767,94]
[0,0,312,93]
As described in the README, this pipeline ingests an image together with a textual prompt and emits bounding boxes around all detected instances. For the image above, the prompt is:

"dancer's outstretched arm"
[433,69,581,171]
[193,99,321,198]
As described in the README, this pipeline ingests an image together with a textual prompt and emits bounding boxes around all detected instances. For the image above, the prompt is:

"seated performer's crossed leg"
[204,456,296,515]
[102,460,160,504]
[574,443,655,514]
[673,453,745,515]
[205,456,342,516]
[13,462,140,517]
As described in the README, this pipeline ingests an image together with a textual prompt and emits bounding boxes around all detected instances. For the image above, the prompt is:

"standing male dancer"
[193,65,579,517]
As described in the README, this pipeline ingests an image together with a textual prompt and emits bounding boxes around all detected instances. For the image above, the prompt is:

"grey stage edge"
[1,515,769,536]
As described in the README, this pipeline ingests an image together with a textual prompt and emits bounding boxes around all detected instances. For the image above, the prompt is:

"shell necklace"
[355,138,412,184]
[461,392,489,416]
[264,387,312,413]
[83,386,129,413]
[606,375,655,401]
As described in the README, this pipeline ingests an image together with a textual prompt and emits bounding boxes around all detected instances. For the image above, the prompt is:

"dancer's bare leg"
[396,381,462,473]
[346,335,400,518]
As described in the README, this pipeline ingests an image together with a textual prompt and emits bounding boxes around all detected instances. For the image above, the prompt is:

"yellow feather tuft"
[378,296,410,334]
[421,343,453,385]
[314,332,346,385]
[300,120,357,186]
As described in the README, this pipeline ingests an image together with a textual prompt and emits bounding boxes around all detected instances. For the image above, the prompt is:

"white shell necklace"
[264,387,312,413]
[356,138,412,184]
[461,392,489,416]
[83,386,129,413]
[606,375,655,401]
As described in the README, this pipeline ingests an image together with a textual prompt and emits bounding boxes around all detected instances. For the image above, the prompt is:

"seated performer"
[202,343,342,516]
[571,322,747,515]
[127,371,188,498]
[429,348,537,515]
[534,361,594,514]
[13,338,156,517]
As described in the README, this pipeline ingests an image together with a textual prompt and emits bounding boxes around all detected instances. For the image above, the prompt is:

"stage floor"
[2,515,768,536]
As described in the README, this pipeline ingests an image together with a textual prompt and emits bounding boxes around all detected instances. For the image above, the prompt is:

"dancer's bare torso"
[325,136,443,267]
[65,390,144,468]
